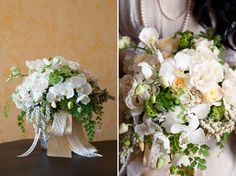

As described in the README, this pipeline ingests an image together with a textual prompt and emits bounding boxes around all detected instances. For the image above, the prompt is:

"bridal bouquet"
[119,28,236,175]
[6,56,113,158]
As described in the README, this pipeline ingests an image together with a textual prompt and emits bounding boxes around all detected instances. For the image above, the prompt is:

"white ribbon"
[17,111,102,158]
[17,128,41,157]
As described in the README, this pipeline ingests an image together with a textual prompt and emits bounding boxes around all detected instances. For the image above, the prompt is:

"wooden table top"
[0,139,117,176]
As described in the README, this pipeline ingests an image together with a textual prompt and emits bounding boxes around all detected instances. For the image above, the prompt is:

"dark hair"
[193,0,236,50]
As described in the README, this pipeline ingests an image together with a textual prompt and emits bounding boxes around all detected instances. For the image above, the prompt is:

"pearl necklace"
[158,0,192,32]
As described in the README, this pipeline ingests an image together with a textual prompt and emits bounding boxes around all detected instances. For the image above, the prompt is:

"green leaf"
[49,70,62,85]
[17,111,26,132]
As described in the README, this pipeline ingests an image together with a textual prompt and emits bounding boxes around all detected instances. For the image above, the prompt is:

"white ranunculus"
[194,38,213,53]
[120,74,133,98]
[139,27,159,47]
[125,80,144,116]
[190,59,224,92]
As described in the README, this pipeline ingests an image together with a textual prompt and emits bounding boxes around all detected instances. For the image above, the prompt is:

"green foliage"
[184,144,210,157]
[144,99,158,117]
[6,66,27,82]
[49,70,62,85]
[170,166,194,176]
[169,133,181,154]
[199,28,223,48]
[209,103,225,121]
[60,65,74,77]
[156,87,181,111]
[58,97,96,141]
[17,111,26,132]
[217,132,230,148]
[174,31,195,50]
[48,65,77,86]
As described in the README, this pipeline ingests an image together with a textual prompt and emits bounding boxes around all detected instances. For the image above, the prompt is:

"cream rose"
[190,59,224,92]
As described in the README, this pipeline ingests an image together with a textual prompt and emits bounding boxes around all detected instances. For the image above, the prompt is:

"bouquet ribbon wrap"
[17,110,102,158]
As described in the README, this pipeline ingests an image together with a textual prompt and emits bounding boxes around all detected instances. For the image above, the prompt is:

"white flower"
[46,86,62,103]
[120,74,133,98]
[59,82,74,99]
[119,123,130,134]
[159,51,191,87]
[65,74,87,89]
[203,84,223,106]
[190,59,224,92]
[76,94,90,105]
[135,115,162,136]
[139,27,159,47]
[172,154,190,167]
[27,72,49,101]
[137,62,153,80]
[125,80,148,116]
[171,115,206,145]
[12,86,34,111]
[190,103,210,119]
[194,37,220,59]
[26,59,44,72]
[52,56,80,70]
[162,106,185,132]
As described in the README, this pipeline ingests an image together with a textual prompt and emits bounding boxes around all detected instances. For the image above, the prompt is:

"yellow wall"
[0,0,117,143]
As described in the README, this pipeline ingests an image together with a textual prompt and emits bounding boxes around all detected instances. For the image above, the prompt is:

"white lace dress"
[119,0,236,176]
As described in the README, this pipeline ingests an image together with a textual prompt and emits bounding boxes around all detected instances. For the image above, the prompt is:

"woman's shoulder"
[119,0,144,41]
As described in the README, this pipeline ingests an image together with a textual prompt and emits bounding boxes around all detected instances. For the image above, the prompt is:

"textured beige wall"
[0,0,117,143]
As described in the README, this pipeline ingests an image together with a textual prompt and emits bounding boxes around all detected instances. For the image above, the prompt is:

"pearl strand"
[158,0,192,32]
[159,0,190,21]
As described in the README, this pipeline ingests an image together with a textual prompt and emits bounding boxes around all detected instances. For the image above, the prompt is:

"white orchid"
[162,106,185,132]
[26,59,45,72]
[171,115,206,145]
[159,51,191,87]
[135,115,162,136]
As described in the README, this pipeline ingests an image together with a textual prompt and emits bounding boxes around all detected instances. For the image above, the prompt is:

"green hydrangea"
[209,103,225,121]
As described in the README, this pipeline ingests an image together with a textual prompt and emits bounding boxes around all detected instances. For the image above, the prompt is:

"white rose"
[190,59,224,92]
[203,84,223,106]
